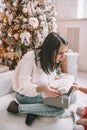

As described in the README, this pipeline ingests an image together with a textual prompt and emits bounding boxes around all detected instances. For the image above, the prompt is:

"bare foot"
[76,118,87,126]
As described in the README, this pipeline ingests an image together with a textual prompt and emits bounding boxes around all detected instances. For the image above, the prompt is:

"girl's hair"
[35,32,68,74]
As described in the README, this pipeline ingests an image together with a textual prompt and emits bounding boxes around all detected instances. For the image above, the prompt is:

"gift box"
[43,74,75,109]
[65,50,79,79]
[43,87,73,109]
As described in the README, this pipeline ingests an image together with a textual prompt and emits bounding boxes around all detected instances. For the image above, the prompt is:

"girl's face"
[55,45,68,63]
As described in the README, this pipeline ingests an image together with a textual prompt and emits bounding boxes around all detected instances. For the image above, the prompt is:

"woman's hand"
[43,86,61,98]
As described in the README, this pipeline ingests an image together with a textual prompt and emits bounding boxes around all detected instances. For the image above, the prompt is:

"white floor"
[74,71,87,107]
[0,71,87,130]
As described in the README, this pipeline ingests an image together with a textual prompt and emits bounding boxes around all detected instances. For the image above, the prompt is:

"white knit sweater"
[13,50,56,97]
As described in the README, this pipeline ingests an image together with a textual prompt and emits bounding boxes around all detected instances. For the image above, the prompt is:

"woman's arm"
[36,85,61,98]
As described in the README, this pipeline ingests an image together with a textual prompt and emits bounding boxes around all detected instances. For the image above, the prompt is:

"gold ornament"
[13,24,21,31]
[6,37,16,45]
[0,42,5,58]
[14,33,19,40]
[0,12,6,21]
[7,51,15,59]
[23,18,28,23]
[7,27,13,37]
[8,33,12,37]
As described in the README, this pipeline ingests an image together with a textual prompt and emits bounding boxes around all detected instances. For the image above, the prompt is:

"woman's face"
[55,45,68,63]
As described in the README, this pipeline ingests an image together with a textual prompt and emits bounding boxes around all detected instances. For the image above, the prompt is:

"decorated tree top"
[0,0,57,69]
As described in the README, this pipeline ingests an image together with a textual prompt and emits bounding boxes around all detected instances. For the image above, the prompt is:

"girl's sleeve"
[14,51,39,97]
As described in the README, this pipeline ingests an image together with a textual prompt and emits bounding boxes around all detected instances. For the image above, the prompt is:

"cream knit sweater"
[13,50,56,97]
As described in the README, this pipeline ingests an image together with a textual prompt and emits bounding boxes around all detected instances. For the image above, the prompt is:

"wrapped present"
[65,50,79,79]
[43,74,74,108]
[43,87,73,108]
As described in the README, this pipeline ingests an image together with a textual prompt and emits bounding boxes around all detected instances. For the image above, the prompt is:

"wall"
[54,0,87,19]
[57,19,87,72]
[54,0,78,19]
[54,0,87,72]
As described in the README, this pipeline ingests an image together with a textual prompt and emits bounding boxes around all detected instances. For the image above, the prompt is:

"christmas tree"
[0,0,57,69]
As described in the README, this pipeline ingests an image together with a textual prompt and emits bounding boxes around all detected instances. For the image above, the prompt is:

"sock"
[25,114,37,126]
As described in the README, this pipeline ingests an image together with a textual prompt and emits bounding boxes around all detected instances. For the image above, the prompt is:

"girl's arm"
[73,84,87,94]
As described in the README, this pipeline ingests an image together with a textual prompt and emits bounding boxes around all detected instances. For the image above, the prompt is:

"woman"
[7,32,68,125]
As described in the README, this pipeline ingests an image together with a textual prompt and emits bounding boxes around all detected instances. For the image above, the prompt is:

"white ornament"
[6,11,13,25]
[13,2,17,7]
[33,1,38,7]
[27,1,35,16]
[23,18,27,23]
[42,24,48,37]
[20,30,31,45]
[35,31,42,39]
[7,46,10,51]
[45,6,49,11]
[39,14,46,21]
[22,7,28,14]
[8,33,12,37]
[53,22,57,28]
[48,22,57,32]
[36,7,43,14]
[0,2,5,12]
[40,21,45,27]
[51,17,56,22]
[28,17,39,29]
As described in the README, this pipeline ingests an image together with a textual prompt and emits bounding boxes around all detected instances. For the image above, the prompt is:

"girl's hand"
[72,84,87,94]
[72,83,80,91]
[43,86,61,98]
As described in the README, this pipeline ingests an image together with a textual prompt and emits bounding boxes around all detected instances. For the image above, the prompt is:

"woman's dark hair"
[35,32,68,74]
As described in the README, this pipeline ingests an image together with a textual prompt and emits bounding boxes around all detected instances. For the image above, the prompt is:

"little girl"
[73,84,87,130]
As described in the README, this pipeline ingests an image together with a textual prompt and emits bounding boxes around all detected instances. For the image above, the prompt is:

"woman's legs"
[18,103,64,116]
[16,93,65,117]
[16,92,43,104]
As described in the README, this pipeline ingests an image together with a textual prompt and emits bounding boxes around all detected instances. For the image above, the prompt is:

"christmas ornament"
[13,2,17,7]
[22,7,28,14]
[6,11,13,25]
[28,17,39,29]
[20,30,31,45]
[0,2,5,12]
[27,1,35,16]
[36,7,43,15]
[38,14,46,21]
[0,12,6,21]
[14,33,19,40]
[23,18,28,23]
